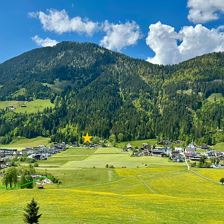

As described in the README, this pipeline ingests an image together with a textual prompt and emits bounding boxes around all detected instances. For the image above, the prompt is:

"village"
[1,140,224,170]
[124,142,224,168]
[0,142,67,169]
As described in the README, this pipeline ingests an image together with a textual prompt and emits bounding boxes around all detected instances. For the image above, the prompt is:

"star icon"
[82,133,93,143]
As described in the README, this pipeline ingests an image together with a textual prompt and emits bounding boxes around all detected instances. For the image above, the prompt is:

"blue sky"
[1,0,224,64]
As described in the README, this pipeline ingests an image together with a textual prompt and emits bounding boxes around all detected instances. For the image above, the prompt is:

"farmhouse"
[185,143,197,152]
[152,147,172,157]
[216,152,224,159]
[170,150,185,162]
[7,105,15,110]
[206,150,217,157]
[190,154,202,161]
[137,144,151,156]
[35,177,53,189]
[201,144,210,150]
[175,147,184,153]
[123,143,134,152]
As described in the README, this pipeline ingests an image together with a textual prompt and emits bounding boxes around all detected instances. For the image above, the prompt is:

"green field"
[0,101,25,109]
[0,147,224,224]
[213,142,224,151]
[0,137,50,150]
[207,93,224,102]
[0,99,54,114]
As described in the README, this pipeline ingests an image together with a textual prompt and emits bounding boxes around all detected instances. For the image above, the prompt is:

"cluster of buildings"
[0,149,17,169]
[124,142,224,167]
[22,142,66,160]
[0,142,67,169]
[125,143,172,157]
[173,143,224,162]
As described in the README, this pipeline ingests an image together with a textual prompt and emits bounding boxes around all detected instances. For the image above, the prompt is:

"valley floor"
[0,147,224,224]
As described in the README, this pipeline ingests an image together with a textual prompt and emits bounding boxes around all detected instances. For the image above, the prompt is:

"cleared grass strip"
[135,175,157,193]
[190,170,220,185]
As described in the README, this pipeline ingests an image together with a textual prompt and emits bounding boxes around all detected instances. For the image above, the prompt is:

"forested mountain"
[0,41,224,144]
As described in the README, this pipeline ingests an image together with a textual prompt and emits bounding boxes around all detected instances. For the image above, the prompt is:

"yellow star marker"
[82,133,93,143]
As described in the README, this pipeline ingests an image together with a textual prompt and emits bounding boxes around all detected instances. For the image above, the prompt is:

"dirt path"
[135,175,157,193]
[190,170,220,185]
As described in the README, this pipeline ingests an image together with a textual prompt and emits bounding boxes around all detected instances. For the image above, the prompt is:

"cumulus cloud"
[146,22,180,65]
[100,21,142,51]
[29,9,99,36]
[32,35,58,47]
[188,0,224,23]
[146,21,224,65]
[29,9,142,52]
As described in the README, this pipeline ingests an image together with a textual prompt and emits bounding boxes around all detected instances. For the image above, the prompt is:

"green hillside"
[0,136,50,150]
[0,42,224,145]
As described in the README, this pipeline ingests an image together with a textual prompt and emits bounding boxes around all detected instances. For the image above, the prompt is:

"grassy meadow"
[213,142,224,151]
[0,147,224,223]
[207,93,224,102]
[0,101,25,109]
[0,99,54,114]
[0,136,50,150]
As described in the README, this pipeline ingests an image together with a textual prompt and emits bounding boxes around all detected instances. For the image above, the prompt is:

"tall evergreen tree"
[24,199,42,224]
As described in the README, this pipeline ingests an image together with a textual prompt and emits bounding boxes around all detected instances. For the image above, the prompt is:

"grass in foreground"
[0,147,224,224]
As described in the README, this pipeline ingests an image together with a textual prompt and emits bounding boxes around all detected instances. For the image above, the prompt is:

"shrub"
[20,174,33,189]
[105,164,115,168]
[20,157,26,162]
[26,158,36,164]
[33,162,39,167]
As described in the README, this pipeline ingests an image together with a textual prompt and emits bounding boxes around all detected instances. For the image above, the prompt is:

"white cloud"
[188,0,224,23]
[146,21,224,65]
[100,21,141,51]
[29,9,99,36]
[29,9,142,52]
[146,22,180,65]
[32,35,58,47]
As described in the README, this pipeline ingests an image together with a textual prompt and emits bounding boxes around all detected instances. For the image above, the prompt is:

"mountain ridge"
[0,41,224,144]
